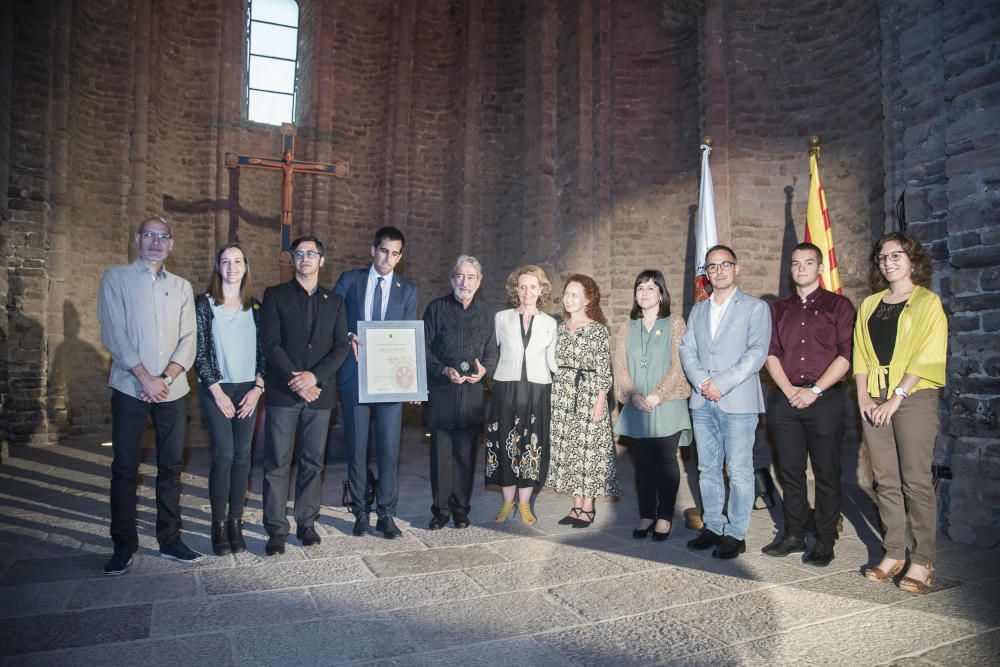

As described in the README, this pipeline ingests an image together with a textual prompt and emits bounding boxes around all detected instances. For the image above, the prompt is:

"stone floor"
[0,426,997,666]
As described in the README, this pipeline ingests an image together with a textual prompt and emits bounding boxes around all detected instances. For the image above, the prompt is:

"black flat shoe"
[264,536,286,556]
[633,525,653,539]
[651,528,671,542]
[803,542,835,567]
[712,535,746,559]
[762,534,807,557]
[687,528,722,550]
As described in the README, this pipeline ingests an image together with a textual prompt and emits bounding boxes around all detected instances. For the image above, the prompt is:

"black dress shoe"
[376,516,402,539]
[353,513,373,536]
[428,515,450,530]
[452,514,470,529]
[296,525,321,546]
[227,518,247,553]
[103,548,134,576]
[211,521,232,556]
[651,528,671,542]
[712,535,747,559]
[803,541,835,567]
[265,536,286,556]
[687,528,722,550]
[761,534,807,557]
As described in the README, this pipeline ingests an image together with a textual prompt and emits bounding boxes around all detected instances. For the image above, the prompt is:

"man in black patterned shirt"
[422,256,498,529]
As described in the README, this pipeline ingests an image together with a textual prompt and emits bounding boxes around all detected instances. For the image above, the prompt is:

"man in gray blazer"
[680,245,771,559]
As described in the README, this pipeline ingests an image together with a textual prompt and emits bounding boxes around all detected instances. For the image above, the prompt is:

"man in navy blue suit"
[334,226,418,539]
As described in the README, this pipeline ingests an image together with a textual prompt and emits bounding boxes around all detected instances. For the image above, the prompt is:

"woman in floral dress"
[547,275,618,527]
[484,265,558,525]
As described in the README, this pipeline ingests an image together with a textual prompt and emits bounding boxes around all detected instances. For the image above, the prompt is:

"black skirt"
[484,379,551,488]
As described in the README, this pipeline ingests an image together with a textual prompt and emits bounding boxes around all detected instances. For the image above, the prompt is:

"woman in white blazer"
[485,265,558,525]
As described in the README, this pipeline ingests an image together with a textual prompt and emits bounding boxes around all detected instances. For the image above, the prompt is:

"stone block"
[897,574,1000,632]
[0,581,73,619]
[548,566,728,621]
[680,606,973,667]
[983,310,1000,332]
[392,591,580,651]
[543,608,722,666]
[0,603,151,657]
[311,570,484,616]
[362,545,507,578]
[232,616,414,665]
[3,633,236,667]
[949,244,1000,270]
[370,636,578,667]
[914,628,1000,667]
[67,571,197,610]
[201,556,372,595]
[151,588,319,637]
[464,551,628,593]
[0,554,107,586]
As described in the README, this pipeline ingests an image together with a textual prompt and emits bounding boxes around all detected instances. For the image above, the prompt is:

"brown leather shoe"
[864,560,904,582]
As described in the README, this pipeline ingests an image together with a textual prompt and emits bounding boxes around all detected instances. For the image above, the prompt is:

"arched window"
[246,0,299,125]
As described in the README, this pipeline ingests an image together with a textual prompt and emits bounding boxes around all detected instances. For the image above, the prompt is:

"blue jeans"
[692,403,759,540]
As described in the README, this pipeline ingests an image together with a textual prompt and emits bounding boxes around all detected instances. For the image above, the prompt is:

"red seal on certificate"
[395,364,416,390]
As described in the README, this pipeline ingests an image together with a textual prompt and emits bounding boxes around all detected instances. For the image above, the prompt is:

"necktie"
[371,276,383,321]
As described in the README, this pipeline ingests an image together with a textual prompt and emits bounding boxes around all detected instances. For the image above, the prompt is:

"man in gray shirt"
[97,216,202,575]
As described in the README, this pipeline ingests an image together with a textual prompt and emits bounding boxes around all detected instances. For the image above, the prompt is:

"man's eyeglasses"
[706,261,735,273]
[141,231,173,241]
[876,250,908,265]
[293,250,323,260]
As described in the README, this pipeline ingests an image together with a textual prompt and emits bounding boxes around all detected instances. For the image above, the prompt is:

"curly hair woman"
[855,232,947,592]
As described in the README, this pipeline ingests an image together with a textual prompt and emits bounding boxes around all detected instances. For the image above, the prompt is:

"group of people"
[98,216,946,596]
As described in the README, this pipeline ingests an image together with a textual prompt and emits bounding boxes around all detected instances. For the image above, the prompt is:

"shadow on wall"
[49,301,109,437]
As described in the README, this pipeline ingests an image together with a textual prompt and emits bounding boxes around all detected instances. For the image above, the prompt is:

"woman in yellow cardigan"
[854,231,947,593]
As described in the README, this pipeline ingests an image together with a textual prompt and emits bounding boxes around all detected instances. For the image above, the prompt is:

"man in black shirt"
[422,255,498,529]
[259,236,350,555]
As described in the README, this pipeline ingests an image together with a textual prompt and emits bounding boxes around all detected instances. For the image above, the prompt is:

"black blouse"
[867,299,907,366]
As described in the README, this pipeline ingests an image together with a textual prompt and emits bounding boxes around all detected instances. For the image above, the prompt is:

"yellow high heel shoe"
[494,502,515,522]
[864,559,904,582]
[898,564,935,593]
[518,502,537,526]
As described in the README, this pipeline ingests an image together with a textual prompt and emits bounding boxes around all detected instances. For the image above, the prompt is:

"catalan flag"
[805,153,842,294]
[694,142,718,304]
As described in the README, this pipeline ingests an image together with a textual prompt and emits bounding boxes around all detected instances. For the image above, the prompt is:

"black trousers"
[262,403,332,538]
[633,432,683,521]
[199,382,257,522]
[429,426,480,518]
[109,389,187,551]
[767,384,845,544]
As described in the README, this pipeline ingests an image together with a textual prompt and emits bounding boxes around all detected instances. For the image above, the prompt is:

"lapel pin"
[396,281,401,288]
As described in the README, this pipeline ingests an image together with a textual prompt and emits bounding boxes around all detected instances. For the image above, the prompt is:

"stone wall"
[0,0,11,457]
[880,0,1000,546]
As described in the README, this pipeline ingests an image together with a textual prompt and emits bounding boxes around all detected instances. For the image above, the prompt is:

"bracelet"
[254,383,265,392]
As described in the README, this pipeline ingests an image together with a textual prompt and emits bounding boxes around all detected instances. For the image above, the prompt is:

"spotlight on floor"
[100,441,113,447]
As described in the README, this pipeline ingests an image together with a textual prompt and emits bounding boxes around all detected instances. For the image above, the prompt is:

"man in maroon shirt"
[763,242,856,566]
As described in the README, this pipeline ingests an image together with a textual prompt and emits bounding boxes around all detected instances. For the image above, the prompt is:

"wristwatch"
[255,383,265,393]
[161,374,173,386]
[810,385,823,396]
[893,387,909,399]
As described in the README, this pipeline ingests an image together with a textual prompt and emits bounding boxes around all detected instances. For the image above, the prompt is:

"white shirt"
[709,291,733,339]
[363,265,394,321]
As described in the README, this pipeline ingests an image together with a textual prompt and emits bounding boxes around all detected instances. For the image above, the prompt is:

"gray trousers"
[262,403,332,538]
[861,388,939,567]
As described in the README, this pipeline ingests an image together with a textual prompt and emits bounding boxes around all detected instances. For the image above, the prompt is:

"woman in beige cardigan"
[613,270,692,541]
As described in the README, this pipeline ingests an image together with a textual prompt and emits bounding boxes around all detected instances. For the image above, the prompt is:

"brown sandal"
[864,560,904,582]
[898,564,935,593]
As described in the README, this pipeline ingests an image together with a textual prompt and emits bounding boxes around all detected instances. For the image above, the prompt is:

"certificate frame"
[357,320,428,403]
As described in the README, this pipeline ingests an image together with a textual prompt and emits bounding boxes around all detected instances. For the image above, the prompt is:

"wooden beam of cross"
[225,123,349,281]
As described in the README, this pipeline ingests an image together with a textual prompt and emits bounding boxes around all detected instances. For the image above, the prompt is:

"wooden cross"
[225,123,349,281]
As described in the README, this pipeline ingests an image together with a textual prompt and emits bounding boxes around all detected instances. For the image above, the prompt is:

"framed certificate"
[357,320,429,403]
